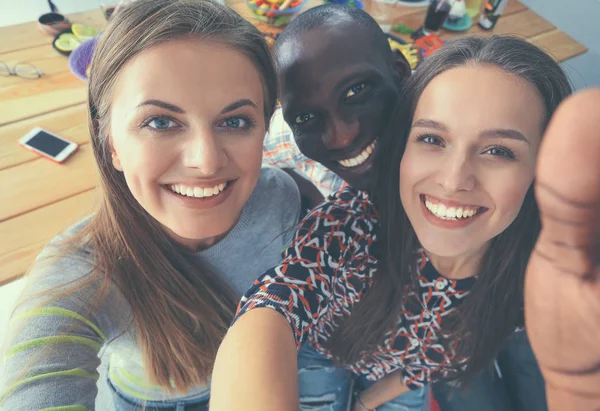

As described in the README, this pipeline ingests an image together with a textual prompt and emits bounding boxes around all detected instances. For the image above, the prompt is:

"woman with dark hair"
[210,35,573,411]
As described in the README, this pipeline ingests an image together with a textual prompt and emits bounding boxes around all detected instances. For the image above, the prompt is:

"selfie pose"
[210,35,573,411]
[0,1,300,409]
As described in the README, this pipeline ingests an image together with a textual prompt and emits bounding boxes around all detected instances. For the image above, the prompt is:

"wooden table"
[0,1,588,285]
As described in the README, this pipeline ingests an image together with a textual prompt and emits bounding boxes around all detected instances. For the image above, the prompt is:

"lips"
[421,194,487,221]
[337,140,377,169]
[169,182,228,199]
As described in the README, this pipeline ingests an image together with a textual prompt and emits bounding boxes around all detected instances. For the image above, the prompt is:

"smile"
[338,140,377,168]
[169,182,228,198]
[422,195,486,221]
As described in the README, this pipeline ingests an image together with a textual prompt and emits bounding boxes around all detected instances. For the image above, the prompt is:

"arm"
[524,89,600,411]
[210,308,298,410]
[210,191,375,410]
[353,371,410,411]
[0,256,107,410]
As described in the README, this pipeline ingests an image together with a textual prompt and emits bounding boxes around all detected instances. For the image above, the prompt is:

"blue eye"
[416,134,443,146]
[345,83,366,99]
[484,146,515,159]
[143,116,178,132]
[218,116,254,129]
[295,113,315,125]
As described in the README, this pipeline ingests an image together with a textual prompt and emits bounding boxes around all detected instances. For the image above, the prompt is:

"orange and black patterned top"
[236,186,477,389]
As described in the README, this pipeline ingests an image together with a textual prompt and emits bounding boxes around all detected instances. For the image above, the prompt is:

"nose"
[181,128,227,175]
[322,117,360,150]
[435,151,476,193]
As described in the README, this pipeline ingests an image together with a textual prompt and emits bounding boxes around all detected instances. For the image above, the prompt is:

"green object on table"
[274,15,292,26]
[253,14,268,22]
[393,24,414,34]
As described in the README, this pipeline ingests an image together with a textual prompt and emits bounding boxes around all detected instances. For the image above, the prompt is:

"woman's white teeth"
[169,182,227,198]
[338,140,376,168]
[425,200,479,220]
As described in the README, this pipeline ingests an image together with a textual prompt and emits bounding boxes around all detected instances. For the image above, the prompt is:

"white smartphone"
[19,127,79,163]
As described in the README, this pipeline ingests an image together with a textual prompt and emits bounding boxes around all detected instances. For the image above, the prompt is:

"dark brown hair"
[326,35,572,385]
[45,0,276,392]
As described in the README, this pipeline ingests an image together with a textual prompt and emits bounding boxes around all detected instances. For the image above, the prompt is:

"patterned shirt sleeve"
[235,188,378,349]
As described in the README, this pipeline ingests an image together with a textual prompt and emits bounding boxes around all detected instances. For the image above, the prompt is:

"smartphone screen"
[25,130,71,157]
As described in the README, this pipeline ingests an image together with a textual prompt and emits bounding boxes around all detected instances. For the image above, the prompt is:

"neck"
[163,215,240,252]
[425,243,489,280]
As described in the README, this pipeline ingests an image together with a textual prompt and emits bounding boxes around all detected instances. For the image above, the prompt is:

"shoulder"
[21,216,107,311]
[298,186,379,239]
[243,166,301,230]
[254,165,300,201]
[307,186,378,224]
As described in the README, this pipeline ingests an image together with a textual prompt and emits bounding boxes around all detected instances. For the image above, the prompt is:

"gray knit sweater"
[0,166,300,410]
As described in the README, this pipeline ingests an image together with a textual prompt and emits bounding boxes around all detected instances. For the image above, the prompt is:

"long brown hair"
[326,36,572,385]
[46,0,276,391]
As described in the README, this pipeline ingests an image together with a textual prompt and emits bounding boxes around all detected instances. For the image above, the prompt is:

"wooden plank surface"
[529,29,589,62]
[0,9,106,55]
[441,9,555,40]
[0,70,87,126]
[0,3,590,287]
[0,145,97,222]
[387,0,527,26]
[0,190,97,285]
[0,44,75,89]
[0,104,89,170]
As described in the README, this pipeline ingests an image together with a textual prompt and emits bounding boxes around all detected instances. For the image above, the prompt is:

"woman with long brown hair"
[210,35,573,411]
[0,0,299,409]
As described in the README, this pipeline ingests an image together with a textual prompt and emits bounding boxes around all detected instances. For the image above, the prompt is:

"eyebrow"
[412,118,448,131]
[220,98,258,114]
[138,99,185,113]
[480,129,530,144]
[412,118,530,144]
[137,98,258,116]
[333,69,380,95]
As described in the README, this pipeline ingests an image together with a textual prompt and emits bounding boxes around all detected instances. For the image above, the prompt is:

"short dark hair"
[274,4,392,63]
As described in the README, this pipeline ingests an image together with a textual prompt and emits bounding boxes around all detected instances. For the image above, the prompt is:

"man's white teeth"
[425,200,479,220]
[169,182,227,198]
[338,140,376,168]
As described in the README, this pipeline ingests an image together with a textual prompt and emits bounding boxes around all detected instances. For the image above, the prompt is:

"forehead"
[277,23,391,98]
[414,65,545,142]
[112,38,264,112]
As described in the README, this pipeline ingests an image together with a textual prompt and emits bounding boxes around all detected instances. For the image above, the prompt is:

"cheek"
[399,153,417,205]
[225,131,265,176]
[399,147,428,193]
[491,174,534,223]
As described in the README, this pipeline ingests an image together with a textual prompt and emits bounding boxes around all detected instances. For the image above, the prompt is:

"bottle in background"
[478,0,508,30]
[423,0,452,33]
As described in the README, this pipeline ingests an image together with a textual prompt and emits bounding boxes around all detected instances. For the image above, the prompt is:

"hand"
[525,88,600,410]
[352,371,409,410]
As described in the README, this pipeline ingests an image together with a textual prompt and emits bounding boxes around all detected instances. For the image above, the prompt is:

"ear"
[392,49,412,81]
[111,147,123,172]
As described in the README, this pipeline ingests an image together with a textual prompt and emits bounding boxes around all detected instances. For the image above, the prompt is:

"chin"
[337,167,374,192]
[416,232,485,258]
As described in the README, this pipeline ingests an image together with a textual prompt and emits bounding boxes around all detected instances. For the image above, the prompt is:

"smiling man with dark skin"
[263,5,410,204]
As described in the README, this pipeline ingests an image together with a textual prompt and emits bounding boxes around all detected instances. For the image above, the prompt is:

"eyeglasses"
[0,61,43,80]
